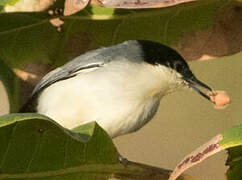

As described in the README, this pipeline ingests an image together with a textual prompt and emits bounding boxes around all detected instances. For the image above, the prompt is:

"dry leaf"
[169,135,223,180]
[64,0,90,16]
[176,6,242,61]
[91,0,196,9]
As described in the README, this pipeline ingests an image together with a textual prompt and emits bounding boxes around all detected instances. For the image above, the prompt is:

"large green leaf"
[226,146,242,180]
[222,125,242,180]
[0,0,241,68]
[0,113,196,180]
[0,60,19,112]
[169,124,242,180]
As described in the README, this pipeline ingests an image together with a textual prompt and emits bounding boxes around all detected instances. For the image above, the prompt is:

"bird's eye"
[175,63,183,73]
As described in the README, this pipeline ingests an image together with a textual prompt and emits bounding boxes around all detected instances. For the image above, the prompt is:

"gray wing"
[32,48,109,96]
[19,47,111,113]
[32,40,142,96]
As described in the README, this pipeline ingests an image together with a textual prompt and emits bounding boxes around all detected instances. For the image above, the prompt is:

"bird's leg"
[118,153,129,167]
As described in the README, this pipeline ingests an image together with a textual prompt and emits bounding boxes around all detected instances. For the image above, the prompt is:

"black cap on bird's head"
[138,40,213,102]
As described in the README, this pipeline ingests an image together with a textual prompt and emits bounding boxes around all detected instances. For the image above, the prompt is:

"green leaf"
[0,113,196,180]
[0,0,19,6]
[220,125,242,180]
[219,125,242,148]
[0,60,19,112]
[226,146,242,180]
[169,124,242,180]
[0,11,62,67]
[0,0,241,67]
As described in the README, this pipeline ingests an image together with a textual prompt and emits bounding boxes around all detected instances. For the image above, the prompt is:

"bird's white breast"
[37,61,172,137]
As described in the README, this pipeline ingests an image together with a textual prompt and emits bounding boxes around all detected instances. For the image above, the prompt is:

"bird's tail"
[18,96,37,113]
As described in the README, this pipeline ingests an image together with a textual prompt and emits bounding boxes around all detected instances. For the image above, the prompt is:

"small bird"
[20,40,214,138]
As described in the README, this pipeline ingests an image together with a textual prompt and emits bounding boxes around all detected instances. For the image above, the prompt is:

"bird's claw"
[119,155,129,167]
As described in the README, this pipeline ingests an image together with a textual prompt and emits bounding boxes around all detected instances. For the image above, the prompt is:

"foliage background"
[0,0,241,179]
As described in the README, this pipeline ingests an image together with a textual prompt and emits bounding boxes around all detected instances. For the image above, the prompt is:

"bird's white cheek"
[166,80,187,94]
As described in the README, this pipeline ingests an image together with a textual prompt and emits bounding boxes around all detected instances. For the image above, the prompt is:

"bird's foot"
[119,155,129,167]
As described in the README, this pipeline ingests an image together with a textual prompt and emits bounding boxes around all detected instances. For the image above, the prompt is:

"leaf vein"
[0,19,49,36]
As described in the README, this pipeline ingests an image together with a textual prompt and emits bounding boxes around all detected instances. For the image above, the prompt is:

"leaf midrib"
[0,164,126,179]
[0,19,49,36]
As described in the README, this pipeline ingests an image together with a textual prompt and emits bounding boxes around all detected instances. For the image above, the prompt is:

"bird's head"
[138,40,213,102]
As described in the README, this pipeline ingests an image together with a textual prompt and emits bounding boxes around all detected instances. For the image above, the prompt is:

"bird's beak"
[184,76,213,102]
